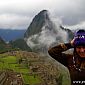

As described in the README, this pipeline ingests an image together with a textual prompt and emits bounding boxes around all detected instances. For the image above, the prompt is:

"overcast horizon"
[0,0,85,30]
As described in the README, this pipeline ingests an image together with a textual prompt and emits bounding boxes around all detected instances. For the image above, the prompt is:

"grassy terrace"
[0,55,41,85]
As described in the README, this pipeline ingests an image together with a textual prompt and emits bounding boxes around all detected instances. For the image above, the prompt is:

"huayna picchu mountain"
[24,10,73,53]
[24,10,52,38]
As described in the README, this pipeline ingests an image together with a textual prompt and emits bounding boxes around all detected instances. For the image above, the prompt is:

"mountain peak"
[39,10,49,16]
[24,10,51,38]
[37,10,50,20]
[40,10,48,12]
[39,10,48,14]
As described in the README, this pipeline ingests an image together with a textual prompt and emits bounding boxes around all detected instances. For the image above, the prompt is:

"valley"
[0,50,70,85]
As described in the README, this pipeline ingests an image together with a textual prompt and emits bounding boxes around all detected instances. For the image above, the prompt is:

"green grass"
[0,55,41,85]
[23,74,41,84]
[0,62,4,69]
[1,56,17,63]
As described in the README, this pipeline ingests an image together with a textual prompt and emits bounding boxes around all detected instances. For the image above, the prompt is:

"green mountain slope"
[0,37,12,53]
[9,39,32,52]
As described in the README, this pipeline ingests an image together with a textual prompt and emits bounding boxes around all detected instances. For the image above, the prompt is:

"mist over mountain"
[0,29,26,42]
[24,10,74,53]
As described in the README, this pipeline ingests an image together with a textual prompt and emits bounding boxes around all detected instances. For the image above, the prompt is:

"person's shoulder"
[63,50,73,59]
[65,53,73,62]
[67,54,73,57]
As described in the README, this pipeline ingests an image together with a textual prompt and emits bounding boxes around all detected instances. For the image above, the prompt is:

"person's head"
[74,29,85,58]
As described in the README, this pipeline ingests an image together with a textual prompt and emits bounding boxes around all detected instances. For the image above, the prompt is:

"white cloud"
[0,0,85,29]
[26,19,68,50]
[65,21,85,31]
[0,14,30,29]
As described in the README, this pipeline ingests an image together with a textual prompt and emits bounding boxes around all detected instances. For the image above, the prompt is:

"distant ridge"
[0,29,26,41]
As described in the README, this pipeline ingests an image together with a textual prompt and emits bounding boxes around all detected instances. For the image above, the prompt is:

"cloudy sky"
[0,0,85,30]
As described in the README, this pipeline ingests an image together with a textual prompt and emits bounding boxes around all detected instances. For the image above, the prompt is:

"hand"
[70,38,75,46]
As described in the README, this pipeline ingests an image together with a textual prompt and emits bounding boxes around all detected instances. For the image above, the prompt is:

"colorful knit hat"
[74,29,85,46]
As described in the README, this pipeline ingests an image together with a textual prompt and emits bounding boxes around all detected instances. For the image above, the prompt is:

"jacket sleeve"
[48,43,73,66]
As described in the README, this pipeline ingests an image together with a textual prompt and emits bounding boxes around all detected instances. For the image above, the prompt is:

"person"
[48,29,85,85]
